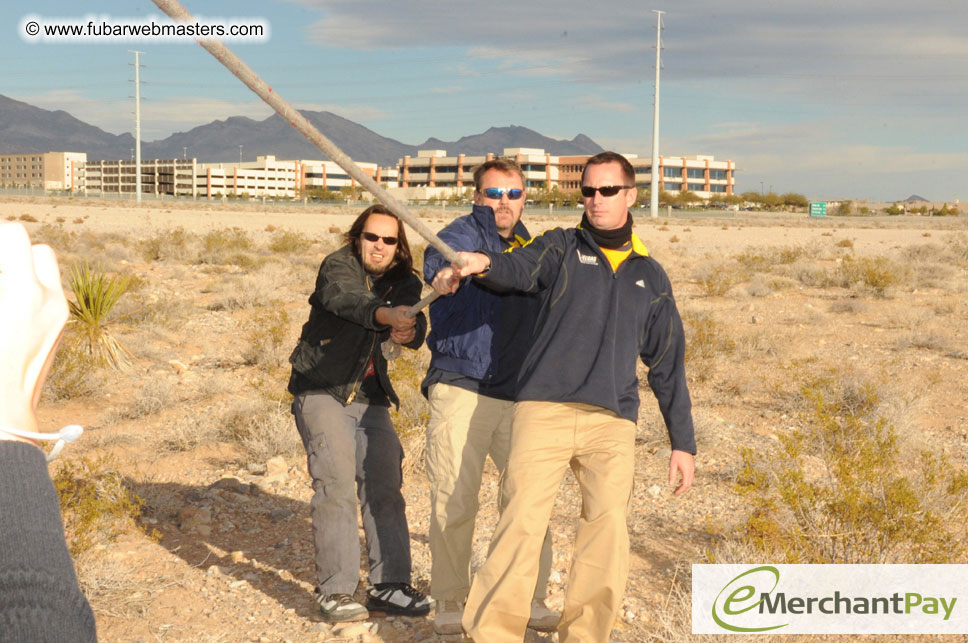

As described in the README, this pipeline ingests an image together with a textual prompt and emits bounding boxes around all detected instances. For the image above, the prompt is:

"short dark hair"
[345,204,415,275]
[581,151,635,187]
[473,158,525,192]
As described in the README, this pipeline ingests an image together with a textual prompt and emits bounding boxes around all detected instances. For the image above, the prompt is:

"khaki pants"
[462,401,635,642]
[425,383,553,601]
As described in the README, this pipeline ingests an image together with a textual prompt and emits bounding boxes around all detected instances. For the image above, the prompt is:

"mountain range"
[0,94,603,167]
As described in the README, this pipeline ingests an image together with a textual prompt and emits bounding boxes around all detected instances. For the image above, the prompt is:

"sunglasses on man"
[580,185,634,198]
[361,231,398,245]
[481,187,524,200]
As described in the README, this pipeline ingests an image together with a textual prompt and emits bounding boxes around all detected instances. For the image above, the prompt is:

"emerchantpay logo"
[693,564,968,634]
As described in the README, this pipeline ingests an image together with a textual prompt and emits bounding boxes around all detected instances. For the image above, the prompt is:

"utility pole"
[649,10,664,219]
[129,50,144,203]
[239,144,243,164]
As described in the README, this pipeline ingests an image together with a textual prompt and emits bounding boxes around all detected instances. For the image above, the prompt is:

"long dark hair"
[345,204,415,275]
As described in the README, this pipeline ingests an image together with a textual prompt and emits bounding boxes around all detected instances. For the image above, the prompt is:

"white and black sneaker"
[314,589,369,622]
[365,582,433,616]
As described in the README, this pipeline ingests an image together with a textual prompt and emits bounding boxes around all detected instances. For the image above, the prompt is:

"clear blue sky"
[5,0,967,202]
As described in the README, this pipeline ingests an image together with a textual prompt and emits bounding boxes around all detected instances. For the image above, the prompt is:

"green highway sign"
[809,202,827,217]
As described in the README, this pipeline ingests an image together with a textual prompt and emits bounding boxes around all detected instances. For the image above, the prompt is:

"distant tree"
[658,189,678,206]
[760,192,782,210]
[885,202,903,215]
[674,190,703,207]
[339,185,360,201]
[723,193,744,206]
[835,200,853,216]
[740,191,762,203]
[780,192,809,208]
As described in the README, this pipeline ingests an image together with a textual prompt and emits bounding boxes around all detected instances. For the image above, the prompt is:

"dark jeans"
[292,392,413,595]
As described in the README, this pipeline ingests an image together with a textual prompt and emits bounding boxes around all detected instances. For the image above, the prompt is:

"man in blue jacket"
[422,159,557,635]
[435,152,696,642]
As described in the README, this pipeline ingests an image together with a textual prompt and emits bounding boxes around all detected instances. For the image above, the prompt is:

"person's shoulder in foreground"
[0,442,98,643]
[0,221,98,642]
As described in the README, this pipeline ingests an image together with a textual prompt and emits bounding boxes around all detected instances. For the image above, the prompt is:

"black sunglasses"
[580,185,633,198]
[361,231,398,245]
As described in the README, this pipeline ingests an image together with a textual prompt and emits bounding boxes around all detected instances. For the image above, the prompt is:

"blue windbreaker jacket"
[422,205,537,399]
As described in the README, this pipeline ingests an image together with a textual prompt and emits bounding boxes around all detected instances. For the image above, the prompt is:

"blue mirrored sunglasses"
[482,187,524,200]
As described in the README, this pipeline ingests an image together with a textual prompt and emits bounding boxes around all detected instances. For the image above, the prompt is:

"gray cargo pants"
[292,392,412,595]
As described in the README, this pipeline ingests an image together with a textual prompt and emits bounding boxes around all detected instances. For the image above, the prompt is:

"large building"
[396,148,558,190]
[394,148,735,200]
[84,158,196,196]
[559,154,735,198]
[82,155,397,199]
[0,151,86,191]
[196,155,394,198]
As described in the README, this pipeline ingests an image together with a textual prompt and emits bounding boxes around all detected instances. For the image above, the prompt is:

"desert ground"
[4,195,968,642]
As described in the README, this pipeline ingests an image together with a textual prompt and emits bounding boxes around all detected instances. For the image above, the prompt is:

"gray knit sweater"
[0,441,97,642]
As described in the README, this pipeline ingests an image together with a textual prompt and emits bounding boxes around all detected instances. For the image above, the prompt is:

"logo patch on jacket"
[577,250,599,266]
[635,279,646,288]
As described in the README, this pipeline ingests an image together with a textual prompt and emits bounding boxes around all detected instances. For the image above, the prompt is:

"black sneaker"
[314,589,369,622]
[365,582,433,616]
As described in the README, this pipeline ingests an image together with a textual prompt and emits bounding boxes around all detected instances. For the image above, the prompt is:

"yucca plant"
[68,263,133,370]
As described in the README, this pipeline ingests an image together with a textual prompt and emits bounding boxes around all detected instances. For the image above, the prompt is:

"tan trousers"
[425,383,553,601]
[462,401,636,643]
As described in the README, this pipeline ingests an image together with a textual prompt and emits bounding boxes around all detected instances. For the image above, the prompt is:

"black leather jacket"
[288,244,427,407]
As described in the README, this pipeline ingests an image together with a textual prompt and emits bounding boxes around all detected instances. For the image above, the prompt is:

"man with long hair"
[288,205,432,622]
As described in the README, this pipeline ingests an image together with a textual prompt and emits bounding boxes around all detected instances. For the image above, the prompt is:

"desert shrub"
[54,456,144,558]
[221,398,302,462]
[388,344,431,474]
[828,299,867,314]
[19,213,38,222]
[837,255,901,296]
[736,372,968,564]
[745,275,772,297]
[242,303,292,369]
[121,293,193,330]
[203,227,252,253]
[207,264,288,310]
[834,238,854,249]
[898,331,966,359]
[117,378,174,419]
[388,344,430,440]
[140,227,197,262]
[68,263,133,369]
[30,223,77,252]
[682,310,735,383]
[695,263,738,297]
[198,228,259,266]
[163,414,222,452]
[735,246,806,275]
[268,229,314,254]
[42,332,102,401]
